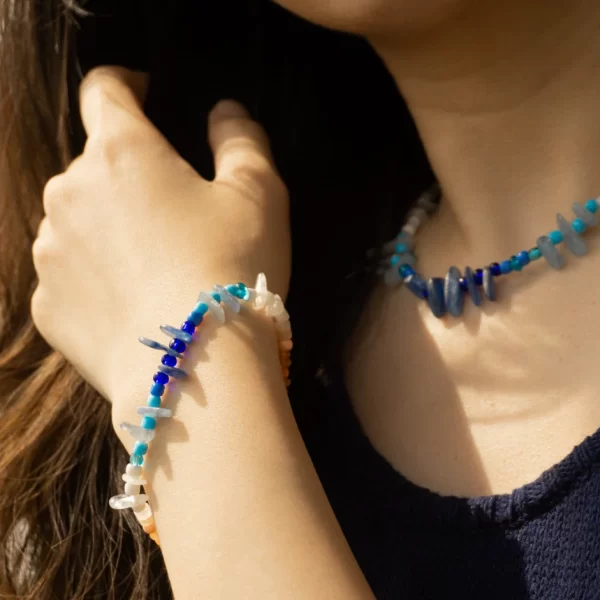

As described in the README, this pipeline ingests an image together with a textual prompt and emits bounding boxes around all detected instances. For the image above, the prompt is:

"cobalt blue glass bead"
[150,383,165,397]
[170,339,186,353]
[399,264,415,278]
[490,262,501,276]
[459,278,468,291]
[181,321,196,335]
[474,269,483,285]
[153,372,169,385]
[500,260,512,274]
[517,250,530,266]
[161,354,177,367]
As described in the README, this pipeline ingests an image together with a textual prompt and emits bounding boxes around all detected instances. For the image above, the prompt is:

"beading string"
[109,274,293,545]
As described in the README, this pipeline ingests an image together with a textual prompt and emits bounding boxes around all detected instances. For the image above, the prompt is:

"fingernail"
[211,100,249,120]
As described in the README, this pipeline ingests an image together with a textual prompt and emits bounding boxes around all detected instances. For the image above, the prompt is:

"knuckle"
[85,124,146,168]
[42,174,69,215]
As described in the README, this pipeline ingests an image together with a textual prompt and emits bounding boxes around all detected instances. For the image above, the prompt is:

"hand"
[31,66,290,401]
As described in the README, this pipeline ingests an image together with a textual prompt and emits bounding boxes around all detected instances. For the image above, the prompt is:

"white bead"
[274,307,290,323]
[406,215,421,229]
[124,483,141,496]
[122,473,147,485]
[402,223,417,236]
[409,207,428,222]
[126,464,143,477]
[214,285,241,313]
[119,422,156,443]
[108,494,149,510]
[197,291,226,324]
[265,294,284,318]
[255,272,268,293]
[133,503,153,522]
[276,321,292,341]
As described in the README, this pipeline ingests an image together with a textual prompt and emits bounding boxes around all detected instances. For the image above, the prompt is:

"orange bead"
[143,523,156,534]
[149,531,160,545]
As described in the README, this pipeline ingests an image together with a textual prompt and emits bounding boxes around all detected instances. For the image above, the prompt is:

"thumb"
[208,100,278,185]
[79,66,150,138]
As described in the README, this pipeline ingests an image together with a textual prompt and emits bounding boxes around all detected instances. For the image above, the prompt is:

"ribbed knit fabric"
[301,365,600,600]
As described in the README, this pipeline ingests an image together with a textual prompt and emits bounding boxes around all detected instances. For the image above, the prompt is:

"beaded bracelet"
[108,273,293,546]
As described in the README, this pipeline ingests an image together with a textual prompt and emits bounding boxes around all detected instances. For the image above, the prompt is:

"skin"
[30,0,600,596]
[276,0,600,495]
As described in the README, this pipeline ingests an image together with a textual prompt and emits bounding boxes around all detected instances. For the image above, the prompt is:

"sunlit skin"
[275,0,600,497]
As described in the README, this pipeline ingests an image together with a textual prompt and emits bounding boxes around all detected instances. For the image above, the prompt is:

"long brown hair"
[0,2,170,597]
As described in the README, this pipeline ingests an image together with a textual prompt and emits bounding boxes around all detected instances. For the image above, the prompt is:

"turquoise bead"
[529,247,542,261]
[193,302,209,316]
[188,311,204,326]
[585,199,599,213]
[142,416,156,430]
[150,383,165,397]
[147,395,161,408]
[130,453,144,466]
[133,442,148,456]
[510,256,523,271]
[395,243,409,254]
[549,230,563,244]
[211,292,221,303]
[390,254,401,266]
[572,218,587,233]
[500,260,512,274]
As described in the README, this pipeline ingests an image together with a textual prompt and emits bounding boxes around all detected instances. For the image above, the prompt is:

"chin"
[273,0,467,36]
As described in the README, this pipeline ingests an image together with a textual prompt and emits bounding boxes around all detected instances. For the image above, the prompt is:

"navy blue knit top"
[303,365,600,600]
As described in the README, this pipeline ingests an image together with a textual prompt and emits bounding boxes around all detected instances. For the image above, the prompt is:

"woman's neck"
[370,0,600,255]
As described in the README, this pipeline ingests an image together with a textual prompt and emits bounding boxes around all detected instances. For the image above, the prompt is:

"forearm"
[112,307,375,600]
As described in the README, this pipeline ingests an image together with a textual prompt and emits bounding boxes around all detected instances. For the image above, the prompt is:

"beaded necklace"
[380,184,600,318]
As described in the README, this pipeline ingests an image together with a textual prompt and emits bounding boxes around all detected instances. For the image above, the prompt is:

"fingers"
[208,100,279,187]
[79,66,150,139]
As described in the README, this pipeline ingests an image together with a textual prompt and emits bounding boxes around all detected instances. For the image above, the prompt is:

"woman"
[1,0,599,597]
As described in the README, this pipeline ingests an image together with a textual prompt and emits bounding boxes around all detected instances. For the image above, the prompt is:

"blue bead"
[133,442,148,456]
[500,260,512,274]
[169,339,186,353]
[510,256,523,272]
[138,337,184,359]
[141,416,156,430]
[404,274,428,299]
[483,267,497,301]
[549,230,563,244]
[517,250,530,266]
[158,364,187,380]
[474,269,483,285]
[147,395,161,408]
[130,453,144,466]
[181,320,196,335]
[572,218,587,234]
[188,312,204,326]
[237,282,251,301]
[161,354,177,367]
[399,264,415,278]
[153,372,169,385]
[193,302,209,316]
[585,199,599,213]
[490,262,501,276]
[464,267,482,306]
[160,325,193,344]
[444,267,464,317]
[150,383,165,397]
[211,292,221,303]
[426,278,446,318]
